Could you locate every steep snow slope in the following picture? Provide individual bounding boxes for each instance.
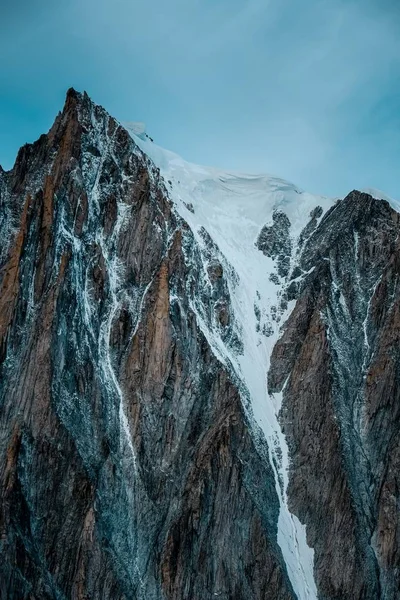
[126,127,334,599]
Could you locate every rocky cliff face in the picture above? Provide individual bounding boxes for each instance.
[0,90,294,600]
[270,193,400,599]
[0,90,399,600]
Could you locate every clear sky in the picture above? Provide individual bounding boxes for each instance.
[1,0,399,198]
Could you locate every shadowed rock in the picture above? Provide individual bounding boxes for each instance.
[0,90,294,600]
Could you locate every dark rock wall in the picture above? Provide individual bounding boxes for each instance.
[270,192,400,599]
[0,91,294,599]
[1,88,399,600]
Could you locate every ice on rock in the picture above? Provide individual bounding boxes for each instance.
[123,121,147,140]
[126,130,336,599]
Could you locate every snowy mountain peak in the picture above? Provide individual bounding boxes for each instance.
[126,127,337,599]
[2,90,399,600]
[129,130,334,238]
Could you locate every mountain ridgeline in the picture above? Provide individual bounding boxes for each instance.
[0,89,398,599]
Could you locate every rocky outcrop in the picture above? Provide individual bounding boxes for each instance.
[0,90,295,599]
[270,191,400,599]
[1,89,399,600]
[256,211,292,278]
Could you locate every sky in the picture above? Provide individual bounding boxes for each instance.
[0,0,399,198]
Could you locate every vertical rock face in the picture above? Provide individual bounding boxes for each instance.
[0,90,399,600]
[270,192,400,599]
[0,90,295,599]
[256,211,292,278]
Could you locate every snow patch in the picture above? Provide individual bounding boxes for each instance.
[126,131,335,599]
[123,121,147,139]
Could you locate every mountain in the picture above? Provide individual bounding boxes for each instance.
[0,89,398,600]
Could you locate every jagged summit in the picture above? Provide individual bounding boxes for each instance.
[5,87,398,212]
[0,90,399,600]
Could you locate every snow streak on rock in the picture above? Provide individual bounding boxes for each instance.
[128,132,334,599]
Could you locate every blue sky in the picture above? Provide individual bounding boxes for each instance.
[1,0,399,198]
